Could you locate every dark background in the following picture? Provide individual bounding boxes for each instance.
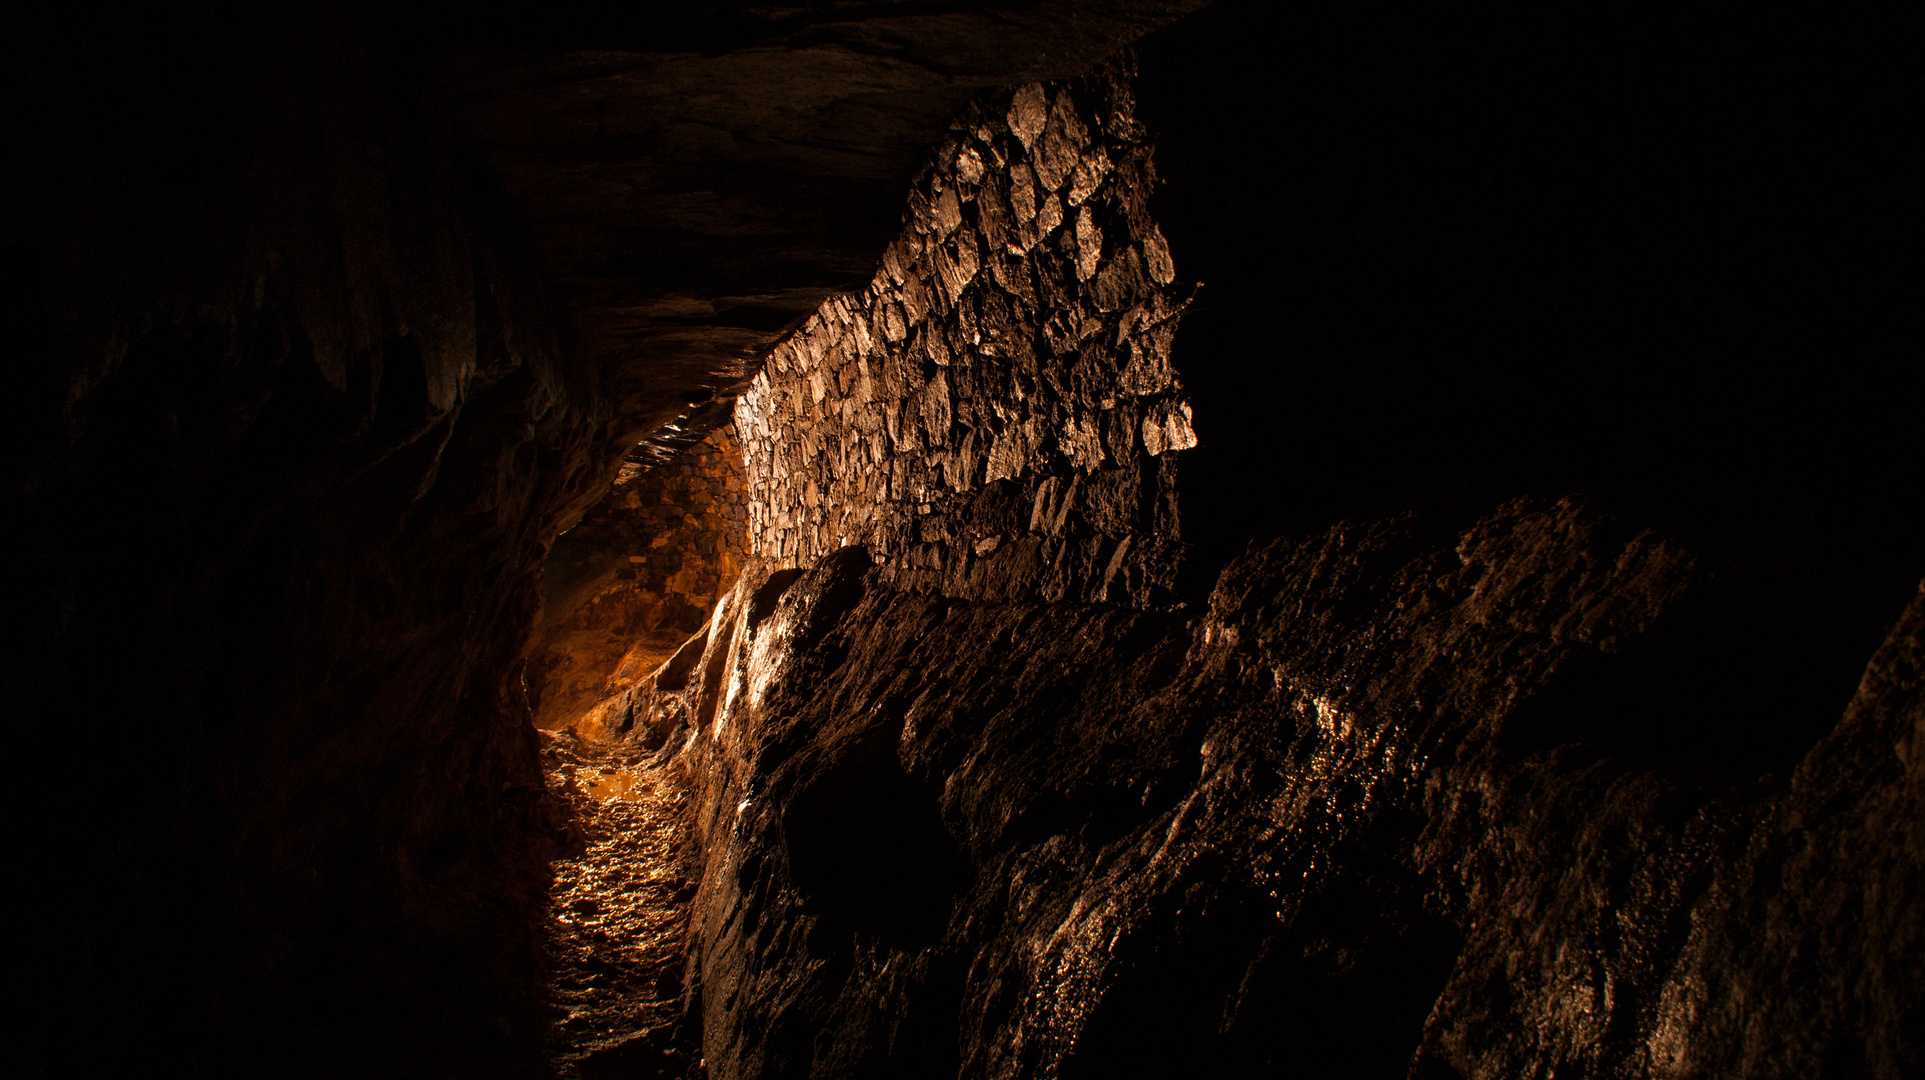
[1136,0,1921,783]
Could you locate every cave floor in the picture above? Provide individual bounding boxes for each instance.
[540,729,697,1078]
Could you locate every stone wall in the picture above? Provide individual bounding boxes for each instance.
[733,60,1195,607]
[532,427,749,732]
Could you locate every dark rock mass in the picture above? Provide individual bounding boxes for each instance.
[658,502,1921,1080]
[4,0,1917,1078]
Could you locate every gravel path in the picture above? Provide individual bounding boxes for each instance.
[541,730,699,1078]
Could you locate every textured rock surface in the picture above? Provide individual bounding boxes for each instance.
[587,34,1925,1080]
[735,62,1192,606]
[0,3,1200,1074]
[430,1,1209,459]
[534,427,749,732]
[540,730,698,1078]
[647,501,1921,1079]
[8,0,1917,1076]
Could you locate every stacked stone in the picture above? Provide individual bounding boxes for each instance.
[733,60,1196,607]
[566,427,750,639]
[608,423,750,619]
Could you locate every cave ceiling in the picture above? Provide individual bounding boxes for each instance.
[425,0,1205,456]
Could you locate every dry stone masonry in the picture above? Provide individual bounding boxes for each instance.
[734,62,1196,607]
[531,427,750,731]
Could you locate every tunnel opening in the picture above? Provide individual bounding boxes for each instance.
[531,428,750,737]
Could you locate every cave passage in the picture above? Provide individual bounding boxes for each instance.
[518,7,1922,1074]
[526,429,750,1073]
[7,1,1917,1077]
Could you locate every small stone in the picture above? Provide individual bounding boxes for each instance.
[1036,194,1064,239]
[1066,150,1111,207]
[933,188,963,236]
[1006,84,1047,151]
[956,146,985,185]
[1141,226,1175,285]
[1074,207,1102,281]
[1009,164,1038,222]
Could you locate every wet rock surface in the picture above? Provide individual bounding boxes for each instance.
[540,731,699,1079]
[2,2,1198,1073]
[8,0,1918,1076]
[649,501,1922,1079]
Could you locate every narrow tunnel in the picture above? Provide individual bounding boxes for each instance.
[5,1,1919,1078]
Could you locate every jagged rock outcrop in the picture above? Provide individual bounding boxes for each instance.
[8,0,1916,1075]
[596,35,1924,1080]
[645,500,1921,1079]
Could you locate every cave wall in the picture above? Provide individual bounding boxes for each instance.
[628,55,1925,1080]
[654,497,1922,1079]
[734,62,1192,607]
[8,0,1917,1075]
[533,426,749,732]
[4,7,603,1074]
[4,4,1210,1074]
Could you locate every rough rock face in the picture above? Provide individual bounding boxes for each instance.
[735,62,1192,606]
[533,427,749,732]
[10,0,1916,1075]
[2,3,1202,1074]
[591,46,1925,1080]
[647,501,1921,1079]
[430,0,1210,464]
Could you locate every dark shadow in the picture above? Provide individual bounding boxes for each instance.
[783,724,970,952]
